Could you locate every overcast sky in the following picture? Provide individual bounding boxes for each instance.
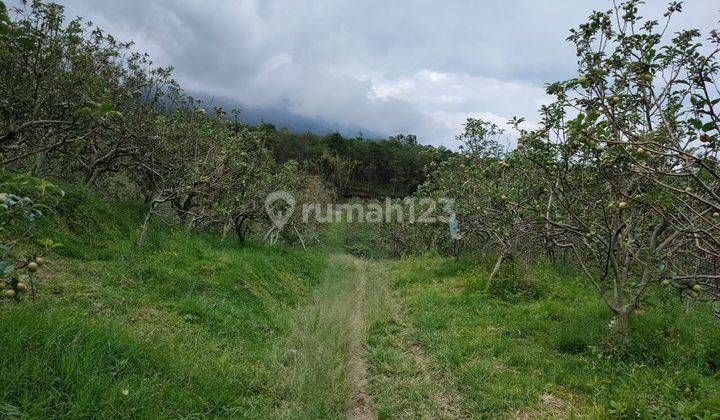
[18,0,720,147]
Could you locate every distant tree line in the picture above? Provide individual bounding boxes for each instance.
[263,127,454,197]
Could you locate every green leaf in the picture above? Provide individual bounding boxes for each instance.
[688,118,703,130]
[702,122,716,132]
[0,244,11,258]
[0,260,14,277]
[38,238,62,249]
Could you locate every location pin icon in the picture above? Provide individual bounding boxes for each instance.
[265,191,296,229]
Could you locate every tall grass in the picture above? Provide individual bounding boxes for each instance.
[366,254,720,417]
[0,174,328,417]
[272,255,390,419]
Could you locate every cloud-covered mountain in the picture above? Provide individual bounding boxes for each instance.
[193,94,387,139]
[23,0,720,148]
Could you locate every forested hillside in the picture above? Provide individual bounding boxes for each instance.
[265,130,454,197]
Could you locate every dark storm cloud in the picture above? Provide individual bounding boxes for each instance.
[12,0,719,146]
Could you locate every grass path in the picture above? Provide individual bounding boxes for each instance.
[273,253,466,419]
[273,254,381,419]
[349,259,374,419]
[272,251,720,418]
[364,262,466,419]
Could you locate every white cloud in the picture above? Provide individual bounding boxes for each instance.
[366,70,550,146]
[260,53,294,75]
[19,0,719,147]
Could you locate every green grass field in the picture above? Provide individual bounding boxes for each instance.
[0,180,331,417]
[367,256,720,418]
[1,176,719,418]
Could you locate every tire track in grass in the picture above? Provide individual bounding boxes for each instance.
[350,259,375,419]
[405,338,463,418]
[364,263,465,418]
[273,254,376,419]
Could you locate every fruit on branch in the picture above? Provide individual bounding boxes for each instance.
[16,282,29,292]
[693,284,703,293]
[35,257,45,266]
[618,201,628,209]
[27,262,39,273]
[3,289,15,298]
[713,212,720,219]
[661,279,670,286]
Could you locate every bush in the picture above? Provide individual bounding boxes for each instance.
[486,263,548,302]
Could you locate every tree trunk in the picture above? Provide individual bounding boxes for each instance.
[85,167,99,187]
[234,215,249,244]
[612,308,631,336]
[292,224,307,250]
[453,240,462,262]
[486,252,507,291]
[510,245,528,271]
[31,151,47,176]
[137,201,158,247]
[221,213,233,242]
[175,193,195,221]
[185,216,196,233]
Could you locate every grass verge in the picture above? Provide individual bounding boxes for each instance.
[0,176,328,418]
[367,254,720,418]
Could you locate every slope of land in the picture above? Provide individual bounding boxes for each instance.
[1,180,719,418]
[366,256,720,418]
[0,180,331,418]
